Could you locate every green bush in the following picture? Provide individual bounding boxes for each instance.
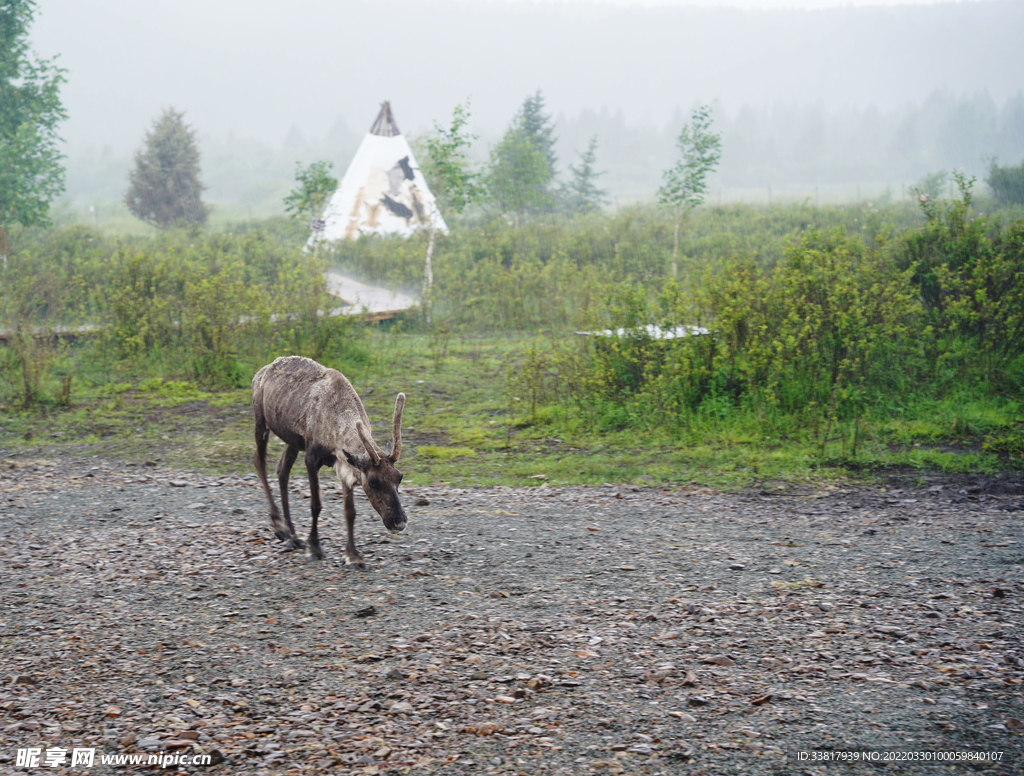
[507,188,1022,453]
[0,225,366,401]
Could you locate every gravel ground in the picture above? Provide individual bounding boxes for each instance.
[1,456,1022,776]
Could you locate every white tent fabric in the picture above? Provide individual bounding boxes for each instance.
[317,104,447,242]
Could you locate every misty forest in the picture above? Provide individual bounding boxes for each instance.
[2,0,1024,773]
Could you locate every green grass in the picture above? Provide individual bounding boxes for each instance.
[1,329,1017,490]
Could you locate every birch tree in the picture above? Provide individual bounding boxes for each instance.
[658,105,722,278]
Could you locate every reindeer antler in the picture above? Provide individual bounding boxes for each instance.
[355,421,382,466]
[390,393,406,462]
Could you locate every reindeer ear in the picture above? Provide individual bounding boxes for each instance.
[342,449,370,472]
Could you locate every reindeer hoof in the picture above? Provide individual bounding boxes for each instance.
[288,536,306,550]
[307,544,325,561]
[274,529,291,541]
[344,555,366,570]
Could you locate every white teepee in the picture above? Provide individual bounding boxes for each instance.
[317,102,447,242]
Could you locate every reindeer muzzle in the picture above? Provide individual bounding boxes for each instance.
[385,505,408,534]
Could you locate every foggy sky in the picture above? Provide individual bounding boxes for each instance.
[31,0,1024,155]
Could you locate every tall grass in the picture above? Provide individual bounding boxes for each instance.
[505,183,1024,464]
[0,223,365,405]
[3,192,1022,469]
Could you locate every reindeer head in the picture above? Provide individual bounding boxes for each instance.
[342,393,408,534]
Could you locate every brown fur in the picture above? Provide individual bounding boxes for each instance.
[251,356,407,564]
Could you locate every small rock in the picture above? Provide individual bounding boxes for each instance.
[668,711,697,722]
[415,498,430,506]
[12,675,35,685]
[354,606,377,618]
[469,670,489,681]
[206,749,226,766]
[729,563,745,570]
[389,701,413,713]
[385,668,405,680]
[137,737,161,750]
[105,705,122,717]
[169,480,188,487]
[700,655,736,667]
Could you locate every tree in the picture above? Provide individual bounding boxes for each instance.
[658,105,722,278]
[422,102,484,217]
[284,160,337,254]
[419,102,485,322]
[487,128,552,222]
[0,0,67,228]
[561,135,608,214]
[987,158,1024,206]
[284,160,337,224]
[125,108,209,228]
[485,91,558,219]
[515,90,558,183]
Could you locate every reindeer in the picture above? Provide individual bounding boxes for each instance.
[251,356,407,565]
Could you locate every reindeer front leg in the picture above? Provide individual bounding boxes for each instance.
[305,457,325,561]
[342,484,365,569]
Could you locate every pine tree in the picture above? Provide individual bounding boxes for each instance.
[125,109,208,228]
[486,91,558,218]
[514,90,557,185]
[562,136,608,214]
[487,128,552,220]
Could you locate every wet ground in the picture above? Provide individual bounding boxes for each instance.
[1,457,1022,775]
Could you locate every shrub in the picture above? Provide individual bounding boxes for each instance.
[987,158,1024,206]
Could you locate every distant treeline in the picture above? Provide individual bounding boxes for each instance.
[61,89,1024,209]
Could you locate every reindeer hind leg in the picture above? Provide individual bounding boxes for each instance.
[253,417,285,538]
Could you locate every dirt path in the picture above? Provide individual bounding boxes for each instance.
[1,458,1022,775]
